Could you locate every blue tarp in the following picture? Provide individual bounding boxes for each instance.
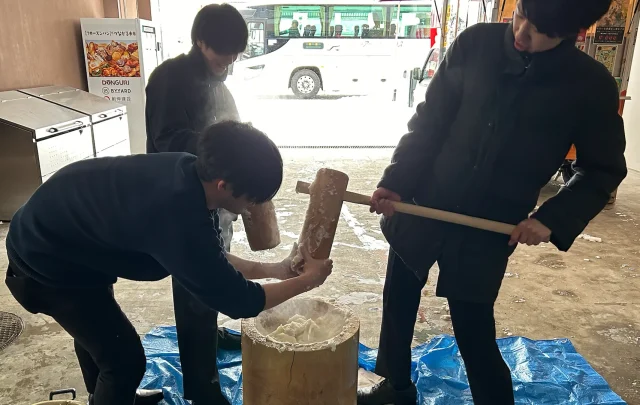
[139,326,626,405]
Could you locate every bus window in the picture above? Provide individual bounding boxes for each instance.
[327,5,387,38]
[390,6,431,39]
[275,5,323,38]
[244,22,266,59]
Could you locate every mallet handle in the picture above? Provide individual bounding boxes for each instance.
[295,181,515,236]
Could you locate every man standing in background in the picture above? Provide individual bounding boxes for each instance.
[145,4,248,404]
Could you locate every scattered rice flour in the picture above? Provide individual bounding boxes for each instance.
[578,234,602,243]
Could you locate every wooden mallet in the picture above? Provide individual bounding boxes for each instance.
[291,168,350,271]
[296,178,516,236]
[241,201,281,251]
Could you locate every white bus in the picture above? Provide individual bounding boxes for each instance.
[230,0,436,98]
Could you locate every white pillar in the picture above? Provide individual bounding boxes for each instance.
[623,31,640,171]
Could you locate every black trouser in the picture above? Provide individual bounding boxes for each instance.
[375,250,514,405]
[5,266,146,405]
[173,208,236,402]
[173,279,222,401]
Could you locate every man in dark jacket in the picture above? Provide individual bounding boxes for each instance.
[145,4,248,404]
[360,1,627,404]
[5,122,333,405]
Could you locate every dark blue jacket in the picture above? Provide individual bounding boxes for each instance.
[6,154,265,319]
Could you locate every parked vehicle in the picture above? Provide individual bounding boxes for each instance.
[233,0,433,98]
[411,42,443,105]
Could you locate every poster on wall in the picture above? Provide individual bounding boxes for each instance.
[594,0,627,44]
[595,45,618,74]
[443,4,452,46]
[82,26,143,106]
[575,28,587,52]
[615,77,623,92]
[442,0,467,48]
[595,26,625,43]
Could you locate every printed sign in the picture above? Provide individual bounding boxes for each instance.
[595,27,625,44]
[615,77,623,92]
[576,28,587,43]
[88,77,142,105]
[82,23,142,107]
[576,28,587,52]
[595,45,618,74]
[442,4,451,47]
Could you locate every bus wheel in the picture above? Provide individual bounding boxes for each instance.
[291,69,321,99]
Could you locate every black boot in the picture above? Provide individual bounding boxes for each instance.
[357,379,417,405]
[87,389,164,405]
[217,327,241,351]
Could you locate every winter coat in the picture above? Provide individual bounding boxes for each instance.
[379,23,627,303]
[145,47,240,249]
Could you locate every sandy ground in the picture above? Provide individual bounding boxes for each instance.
[0,148,639,404]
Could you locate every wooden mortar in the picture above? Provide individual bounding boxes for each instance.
[242,297,360,405]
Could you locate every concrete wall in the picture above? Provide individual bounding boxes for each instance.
[0,0,160,92]
[0,0,110,91]
[0,0,107,91]
[104,0,121,18]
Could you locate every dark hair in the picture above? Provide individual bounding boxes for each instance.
[196,121,283,204]
[191,4,248,55]
[520,0,613,38]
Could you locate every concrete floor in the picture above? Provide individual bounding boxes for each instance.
[0,149,639,404]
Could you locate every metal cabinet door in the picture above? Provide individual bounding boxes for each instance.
[141,25,160,80]
[93,115,130,155]
[96,139,130,158]
[36,128,94,178]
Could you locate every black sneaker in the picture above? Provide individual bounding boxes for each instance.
[357,379,417,405]
[217,327,241,351]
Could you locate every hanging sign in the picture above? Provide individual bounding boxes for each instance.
[595,27,625,44]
